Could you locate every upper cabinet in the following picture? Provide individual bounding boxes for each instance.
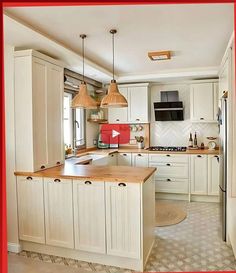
[14,50,64,172]
[190,82,218,123]
[108,83,149,124]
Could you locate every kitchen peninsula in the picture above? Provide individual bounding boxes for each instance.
[15,163,156,271]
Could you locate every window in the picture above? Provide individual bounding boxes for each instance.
[63,92,86,150]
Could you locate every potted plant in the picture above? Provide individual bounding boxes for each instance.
[135,136,145,149]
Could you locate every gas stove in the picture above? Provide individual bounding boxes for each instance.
[148,146,187,152]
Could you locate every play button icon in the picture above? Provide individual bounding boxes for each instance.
[112,130,120,138]
[101,124,130,145]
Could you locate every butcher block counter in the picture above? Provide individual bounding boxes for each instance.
[15,163,156,183]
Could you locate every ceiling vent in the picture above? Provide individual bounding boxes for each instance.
[148,50,171,61]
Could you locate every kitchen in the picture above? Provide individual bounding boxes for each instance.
[3,3,236,273]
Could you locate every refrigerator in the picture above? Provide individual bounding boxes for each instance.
[218,95,227,242]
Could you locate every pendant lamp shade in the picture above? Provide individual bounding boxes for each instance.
[71,82,97,109]
[100,29,128,108]
[71,34,97,109]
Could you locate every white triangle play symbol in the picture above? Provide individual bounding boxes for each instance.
[112,129,120,138]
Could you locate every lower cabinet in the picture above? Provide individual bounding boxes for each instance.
[105,182,141,259]
[190,155,208,195]
[17,176,45,244]
[208,155,220,195]
[117,153,132,166]
[73,180,106,253]
[44,178,74,249]
[132,153,149,167]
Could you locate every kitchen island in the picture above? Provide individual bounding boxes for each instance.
[15,164,156,271]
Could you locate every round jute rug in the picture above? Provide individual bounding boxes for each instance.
[156,200,187,227]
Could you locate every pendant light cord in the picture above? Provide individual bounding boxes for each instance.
[112,32,115,81]
[82,36,85,82]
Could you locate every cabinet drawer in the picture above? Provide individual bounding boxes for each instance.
[155,178,189,194]
[149,163,189,178]
[149,154,189,164]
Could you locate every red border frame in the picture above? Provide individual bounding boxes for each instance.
[1,1,235,273]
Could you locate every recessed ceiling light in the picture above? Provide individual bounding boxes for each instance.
[148,51,171,61]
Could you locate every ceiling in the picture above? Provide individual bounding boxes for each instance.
[4,3,234,83]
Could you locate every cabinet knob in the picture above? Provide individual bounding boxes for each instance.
[137,154,142,156]
[40,165,45,169]
[166,154,170,157]
[167,178,171,182]
[116,119,120,121]
[200,118,204,120]
[118,183,126,187]
[136,118,140,121]
[56,161,60,165]
[166,163,171,166]
[197,155,202,158]
[85,181,92,185]
[214,155,219,158]
[54,179,61,182]
[26,176,33,180]
[123,153,127,156]
[111,154,114,157]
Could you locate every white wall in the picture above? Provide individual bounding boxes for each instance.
[4,44,20,251]
[150,83,219,147]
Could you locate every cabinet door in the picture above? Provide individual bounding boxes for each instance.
[44,178,74,248]
[73,180,106,253]
[32,58,49,171]
[108,87,128,123]
[117,153,132,166]
[128,86,148,123]
[208,155,220,196]
[17,176,45,244]
[106,182,141,259]
[108,153,117,166]
[191,155,208,194]
[132,153,149,167]
[190,83,216,122]
[47,64,64,167]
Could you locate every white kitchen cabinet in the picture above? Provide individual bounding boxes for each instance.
[190,155,208,195]
[108,87,128,123]
[132,153,149,167]
[117,152,132,166]
[105,182,141,259]
[73,180,106,253]
[17,176,45,244]
[108,153,117,166]
[128,86,149,123]
[108,84,149,124]
[44,178,74,249]
[14,50,64,172]
[190,82,218,122]
[208,155,220,195]
[219,57,229,100]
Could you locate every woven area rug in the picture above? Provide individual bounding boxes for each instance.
[156,200,187,227]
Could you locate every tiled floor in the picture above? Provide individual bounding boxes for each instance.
[12,201,236,272]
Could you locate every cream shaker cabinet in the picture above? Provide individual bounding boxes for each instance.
[190,155,208,195]
[108,87,128,123]
[14,50,64,172]
[44,178,74,249]
[132,153,149,167]
[108,84,149,123]
[73,180,106,253]
[117,153,132,166]
[208,155,220,196]
[17,176,45,244]
[190,82,218,122]
[105,182,141,259]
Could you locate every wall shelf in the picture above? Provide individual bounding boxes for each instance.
[87,119,108,124]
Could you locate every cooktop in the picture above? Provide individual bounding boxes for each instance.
[148,146,187,152]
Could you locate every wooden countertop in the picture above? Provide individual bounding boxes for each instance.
[15,162,156,183]
[84,148,220,155]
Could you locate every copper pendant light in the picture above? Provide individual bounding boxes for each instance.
[71,34,97,109]
[100,29,128,108]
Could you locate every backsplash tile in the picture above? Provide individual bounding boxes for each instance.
[150,83,219,147]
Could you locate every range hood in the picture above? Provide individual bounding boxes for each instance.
[154,91,184,121]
